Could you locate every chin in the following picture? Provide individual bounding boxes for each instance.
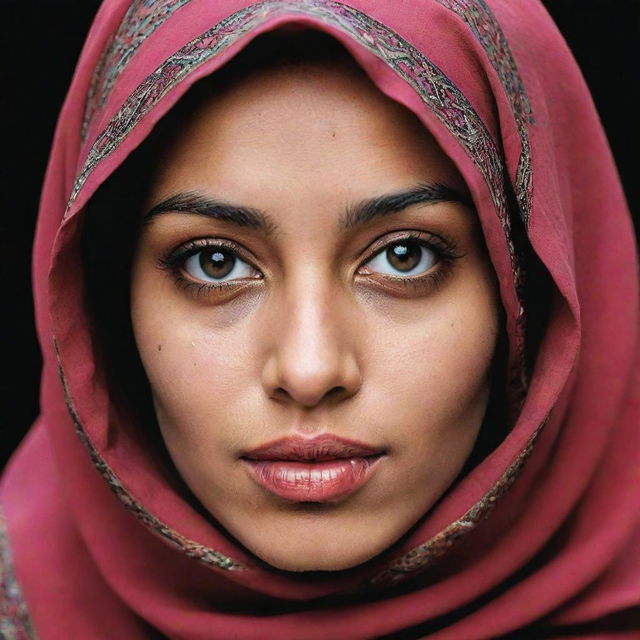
[257,549,374,573]
[240,521,399,573]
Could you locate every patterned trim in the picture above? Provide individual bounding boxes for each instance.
[72,0,531,420]
[368,418,547,587]
[0,507,38,640]
[69,0,527,382]
[62,0,541,581]
[53,341,246,572]
[82,0,193,140]
[435,0,534,225]
[74,0,512,225]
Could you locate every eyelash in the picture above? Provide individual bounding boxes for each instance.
[158,238,260,296]
[358,231,462,293]
[157,232,463,297]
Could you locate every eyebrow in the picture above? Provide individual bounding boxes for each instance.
[143,183,472,233]
[143,191,277,235]
[341,183,473,229]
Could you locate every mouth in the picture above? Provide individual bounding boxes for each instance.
[241,434,386,502]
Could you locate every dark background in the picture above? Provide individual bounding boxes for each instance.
[1,0,638,470]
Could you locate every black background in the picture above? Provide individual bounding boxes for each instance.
[1,0,638,470]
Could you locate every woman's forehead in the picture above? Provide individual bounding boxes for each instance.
[148,59,469,213]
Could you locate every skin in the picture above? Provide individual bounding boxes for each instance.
[130,59,500,572]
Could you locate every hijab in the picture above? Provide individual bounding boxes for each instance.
[1,0,638,637]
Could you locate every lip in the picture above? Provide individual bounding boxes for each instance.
[241,434,385,502]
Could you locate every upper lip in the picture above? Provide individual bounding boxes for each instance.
[242,434,384,461]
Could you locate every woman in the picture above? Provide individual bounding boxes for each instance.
[1,0,638,637]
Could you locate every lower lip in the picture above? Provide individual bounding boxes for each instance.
[244,456,382,502]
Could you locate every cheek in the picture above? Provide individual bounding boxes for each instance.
[373,290,496,411]
[366,274,499,472]
[134,328,256,430]
[130,264,259,448]
[131,309,262,504]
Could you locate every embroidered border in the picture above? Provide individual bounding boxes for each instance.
[62,0,540,582]
[54,342,245,572]
[368,418,547,587]
[82,0,193,140]
[435,0,534,225]
[70,0,527,364]
[0,507,38,640]
[74,0,513,226]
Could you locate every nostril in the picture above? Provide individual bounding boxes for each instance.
[270,384,354,408]
[325,385,350,402]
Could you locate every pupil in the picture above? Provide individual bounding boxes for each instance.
[387,242,421,271]
[200,248,235,278]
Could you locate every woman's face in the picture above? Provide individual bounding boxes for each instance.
[130,58,499,572]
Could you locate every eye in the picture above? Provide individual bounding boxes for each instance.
[364,239,437,277]
[183,246,256,283]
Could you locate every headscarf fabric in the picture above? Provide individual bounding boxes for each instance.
[1,1,638,638]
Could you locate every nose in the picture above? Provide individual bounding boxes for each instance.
[261,283,362,409]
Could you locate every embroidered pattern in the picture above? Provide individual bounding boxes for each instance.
[54,342,245,573]
[63,0,540,582]
[0,507,38,640]
[70,0,529,404]
[82,0,192,140]
[75,0,513,226]
[368,419,546,586]
[435,0,534,225]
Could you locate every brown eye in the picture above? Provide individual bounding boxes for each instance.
[200,249,235,278]
[386,242,422,271]
[365,240,437,276]
[183,246,255,283]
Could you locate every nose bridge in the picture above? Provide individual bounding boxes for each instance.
[262,270,361,408]
[286,272,340,353]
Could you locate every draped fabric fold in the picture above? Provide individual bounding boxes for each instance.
[1,1,638,637]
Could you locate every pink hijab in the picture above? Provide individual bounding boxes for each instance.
[2,0,638,637]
